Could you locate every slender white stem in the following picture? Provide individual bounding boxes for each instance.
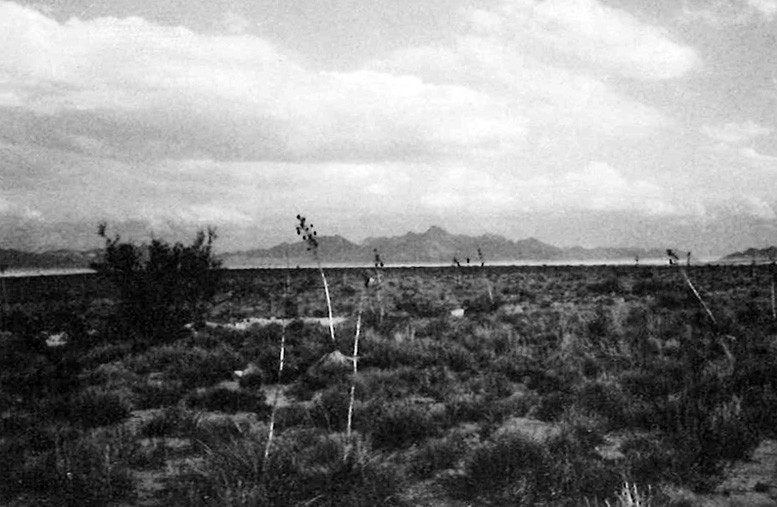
[345,294,363,460]
[263,323,286,469]
[771,263,776,321]
[319,262,336,343]
[680,268,716,325]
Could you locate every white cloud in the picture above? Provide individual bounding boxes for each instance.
[680,0,777,25]
[419,162,677,216]
[0,2,521,163]
[701,120,772,144]
[491,0,699,81]
[748,0,777,19]
[518,162,677,215]
[368,0,697,159]
[740,146,777,164]
[223,11,251,35]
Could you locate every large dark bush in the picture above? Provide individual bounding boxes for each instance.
[91,225,222,344]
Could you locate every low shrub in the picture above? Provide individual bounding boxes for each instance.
[169,431,407,507]
[63,388,133,428]
[366,401,445,450]
[454,431,552,505]
[185,387,270,415]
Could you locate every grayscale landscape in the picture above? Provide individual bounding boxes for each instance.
[2,1,777,506]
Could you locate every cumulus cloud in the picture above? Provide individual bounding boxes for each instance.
[0,1,524,163]
[748,0,777,19]
[493,0,699,81]
[681,0,777,25]
[419,162,677,216]
[517,162,677,215]
[701,120,772,144]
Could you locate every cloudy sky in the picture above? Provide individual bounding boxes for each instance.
[1,0,777,255]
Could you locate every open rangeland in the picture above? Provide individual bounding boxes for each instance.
[2,264,777,506]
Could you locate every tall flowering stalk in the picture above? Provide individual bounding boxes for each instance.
[0,264,7,329]
[345,275,369,459]
[668,249,717,326]
[478,247,494,305]
[769,252,776,321]
[373,249,385,325]
[263,253,292,470]
[296,214,336,343]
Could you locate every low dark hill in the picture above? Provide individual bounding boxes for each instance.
[0,249,99,270]
[721,246,777,264]
[220,226,666,267]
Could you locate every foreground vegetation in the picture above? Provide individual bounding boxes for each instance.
[3,260,777,506]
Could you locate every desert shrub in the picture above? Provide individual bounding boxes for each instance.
[574,380,628,429]
[91,225,222,344]
[423,340,476,372]
[170,431,406,506]
[274,404,312,430]
[409,428,472,478]
[61,387,132,428]
[238,368,265,389]
[128,343,241,388]
[531,391,573,422]
[360,336,425,369]
[308,384,352,431]
[0,427,137,506]
[587,276,624,295]
[140,406,198,438]
[621,434,674,486]
[545,425,621,501]
[492,351,536,382]
[394,287,449,317]
[454,431,552,505]
[185,387,270,415]
[366,401,445,450]
[133,380,188,409]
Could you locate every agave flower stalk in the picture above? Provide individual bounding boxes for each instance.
[345,277,367,458]
[478,247,494,305]
[668,249,717,326]
[770,254,776,321]
[373,249,385,325]
[263,254,292,470]
[263,323,286,469]
[0,264,7,329]
[296,214,336,343]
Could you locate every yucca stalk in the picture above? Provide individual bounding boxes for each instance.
[477,247,494,305]
[345,281,366,459]
[263,255,292,470]
[296,214,336,343]
[372,249,385,325]
[668,249,717,326]
[0,264,7,329]
[770,256,776,321]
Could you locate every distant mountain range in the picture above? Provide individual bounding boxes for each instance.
[219,226,667,267]
[0,248,102,271]
[720,246,777,263]
[12,226,747,271]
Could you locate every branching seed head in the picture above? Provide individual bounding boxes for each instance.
[373,248,384,269]
[667,249,679,266]
[295,214,319,255]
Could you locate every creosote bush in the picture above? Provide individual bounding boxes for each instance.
[91,224,222,345]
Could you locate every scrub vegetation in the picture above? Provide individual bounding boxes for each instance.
[2,230,777,506]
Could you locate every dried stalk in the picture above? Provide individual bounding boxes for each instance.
[345,291,364,459]
[772,261,777,320]
[263,323,286,468]
[263,251,292,470]
[680,267,717,326]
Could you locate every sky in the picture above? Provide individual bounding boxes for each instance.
[1,0,777,255]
